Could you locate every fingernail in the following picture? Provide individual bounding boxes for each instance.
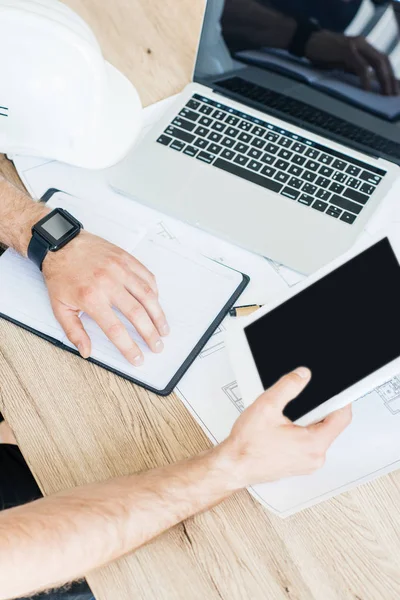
[161,323,170,336]
[133,355,144,367]
[78,344,88,359]
[293,367,311,379]
[155,339,164,353]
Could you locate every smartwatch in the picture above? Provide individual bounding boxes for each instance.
[288,18,321,58]
[28,208,83,271]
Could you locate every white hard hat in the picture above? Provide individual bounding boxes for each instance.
[0,0,142,169]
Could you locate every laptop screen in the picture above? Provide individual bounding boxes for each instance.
[194,0,400,157]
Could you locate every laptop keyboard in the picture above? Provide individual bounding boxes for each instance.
[156,93,387,225]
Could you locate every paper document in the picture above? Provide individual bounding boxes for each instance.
[10,96,400,516]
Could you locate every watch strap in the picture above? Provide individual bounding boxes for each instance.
[288,19,321,58]
[27,230,50,271]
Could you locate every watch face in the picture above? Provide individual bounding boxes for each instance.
[34,208,81,249]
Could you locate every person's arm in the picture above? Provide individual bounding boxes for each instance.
[0,176,170,365]
[0,368,352,600]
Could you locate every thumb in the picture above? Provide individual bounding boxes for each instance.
[255,367,312,415]
[53,305,91,359]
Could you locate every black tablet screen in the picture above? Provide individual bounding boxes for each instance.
[245,238,400,421]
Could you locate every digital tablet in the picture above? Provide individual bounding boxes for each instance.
[227,234,400,425]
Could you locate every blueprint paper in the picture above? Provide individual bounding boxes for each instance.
[12,96,400,517]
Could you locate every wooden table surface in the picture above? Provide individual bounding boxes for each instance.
[1,1,400,599]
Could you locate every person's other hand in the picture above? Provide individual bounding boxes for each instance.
[42,231,170,365]
[305,30,399,96]
[220,367,352,488]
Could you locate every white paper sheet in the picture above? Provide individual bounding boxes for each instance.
[11,96,400,516]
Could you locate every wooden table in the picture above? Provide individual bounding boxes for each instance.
[1,1,400,599]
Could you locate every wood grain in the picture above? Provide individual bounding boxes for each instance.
[0,1,400,599]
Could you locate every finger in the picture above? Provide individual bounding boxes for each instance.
[88,304,144,366]
[125,274,170,336]
[308,404,352,448]
[126,254,159,295]
[254,367,312,415]
[53,306,91,359]
[349,45,372,92]
[114,290,164,354]
[359,42,393,95]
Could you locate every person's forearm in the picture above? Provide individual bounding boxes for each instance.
[222,0,297,53]
[0,445,236,600]
[0,176,49,255]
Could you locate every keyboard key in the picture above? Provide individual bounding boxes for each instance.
[183,145,198,157]
[194,126,209,137]
[225,126,239,138]
[303,183,317,195]
[199,104,213,115]
[316,176,330,188]
[234,154,249,166]
[186,99,201,110]
[298,193,314,206]
[214,158,283,193]
[265,142,278,154]
[211,121,226,132]
[332,159,346,170]
[170,140,185,151]
[305,148,320,160]
[319,153,333,165]
[312,200,328,212]
[238,132,252,143]
[208,143,222,155]
[221,137,235,148]
[329,182,344,194]
[238,120,252,131]
[346,165,360,177]
[340,211,357,224]
[343,188,369,205]
[360,170,382,185]
[305,159,319,171]
[278,149,293,160]
[278,137,292,148]
[179,108,199,122]
[221,149,235,161]
[281,187,300,200]
[288,165,303,176]
[292,142,306,153]
[265,131,279,142]
[225,115,239,126]
[251,138,266,149]
[157,134,172,146]
[302,170,317,182]
[199,116,213,127]
[316,189,331,201]
[330,194,362,215]
[360,183,375,195]
[319,166,333,177]
[194,138,209,149]
[213,109,226,120]
[347,177,361,190]
[275,171,289,183]
[288,176,303,190]
[252,125,266,136]
[291,155,307,166]
[234,142,249,153]
[275,159,289,171]
[165,126,195,144]
[196,151,215,164]
[261,166,276,178]
[248,148,262,159]
[261,153,276,165]
[248,160,262,172]
[326,206,342,218]
[333,171,347,183]
[208,132,222,143]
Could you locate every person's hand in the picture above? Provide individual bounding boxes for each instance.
[42,230,170,366]
[305,30,399,96]
[219,367,352,488]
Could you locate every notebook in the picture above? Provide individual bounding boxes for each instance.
[0,190,249,395]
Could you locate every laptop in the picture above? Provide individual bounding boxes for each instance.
[109,0,400,274]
